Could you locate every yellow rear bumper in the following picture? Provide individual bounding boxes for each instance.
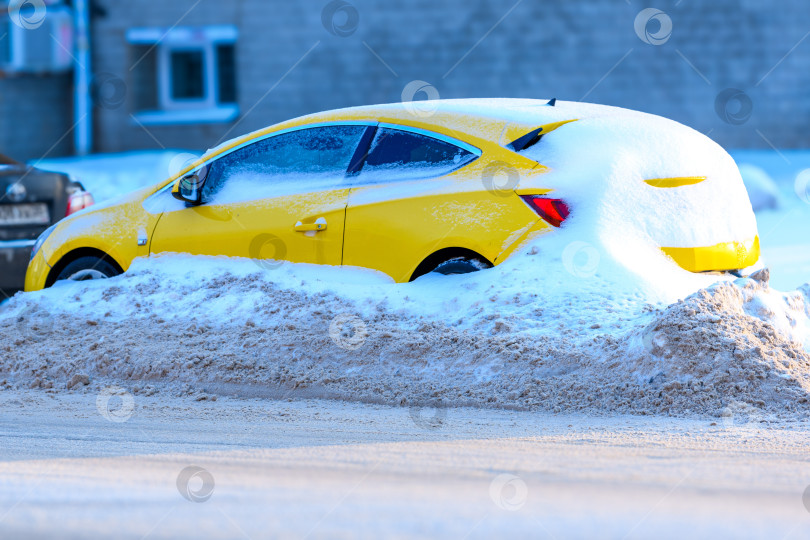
[661,236,760,273]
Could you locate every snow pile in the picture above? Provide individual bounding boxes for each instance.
[738,163,781,211]
[1,253,808,418]
[723,152,810,290]
[613,271,810,416]
[516,104,758,250]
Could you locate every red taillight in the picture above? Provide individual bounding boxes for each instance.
[66,191,95,217]
[520,195,570,228]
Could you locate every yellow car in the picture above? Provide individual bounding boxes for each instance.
[24,99,759,291]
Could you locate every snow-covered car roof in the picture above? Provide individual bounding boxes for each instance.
[199,99,643,163]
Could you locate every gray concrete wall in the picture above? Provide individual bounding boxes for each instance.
[60,0,810,154]
[0,74,72,162]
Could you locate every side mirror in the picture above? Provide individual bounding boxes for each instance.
[171,172,204,205]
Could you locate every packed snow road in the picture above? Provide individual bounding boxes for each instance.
[1,390,809,540]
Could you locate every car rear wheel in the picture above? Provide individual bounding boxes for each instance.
[430,256,491,276]
[55,256,120,283]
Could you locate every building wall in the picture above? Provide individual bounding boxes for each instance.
[0,74,72,161]
[89,0,810,155]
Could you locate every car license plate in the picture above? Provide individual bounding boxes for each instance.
[0,203,50,225]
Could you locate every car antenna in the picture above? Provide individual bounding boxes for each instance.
[547,98,557,107]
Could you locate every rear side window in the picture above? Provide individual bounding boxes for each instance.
[203,125,367,200]
[358,127,477,182]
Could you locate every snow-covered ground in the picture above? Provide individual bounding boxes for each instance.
[38,150,198,203]
[731,150,810,291]
[1,390,809,540]
[2,140,808,538]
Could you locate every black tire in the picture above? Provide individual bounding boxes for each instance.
[430,256,491,276]
[55,256,120,283]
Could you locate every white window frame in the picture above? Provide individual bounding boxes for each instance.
[0,5,73,73]
[127,25,238,125]
[159,44,213,111]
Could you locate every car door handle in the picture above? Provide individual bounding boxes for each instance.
[294,218,327,232]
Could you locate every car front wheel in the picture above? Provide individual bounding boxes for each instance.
[55,256,120,283]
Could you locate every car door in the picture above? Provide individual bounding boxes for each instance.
[343,124,488,281]
[150,124,369,267]
[343,124,545,282]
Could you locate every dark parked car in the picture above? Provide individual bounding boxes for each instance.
[0,153,94,294]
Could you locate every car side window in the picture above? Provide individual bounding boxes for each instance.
[202,125,367,201]
[356,127,477,183]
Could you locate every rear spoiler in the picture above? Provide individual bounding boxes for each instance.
[504,119,577,153]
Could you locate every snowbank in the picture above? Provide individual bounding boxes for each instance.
[1,249,808,419]
[36,151,195,203]
[738,163,780,211]
[729,152,810,291]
